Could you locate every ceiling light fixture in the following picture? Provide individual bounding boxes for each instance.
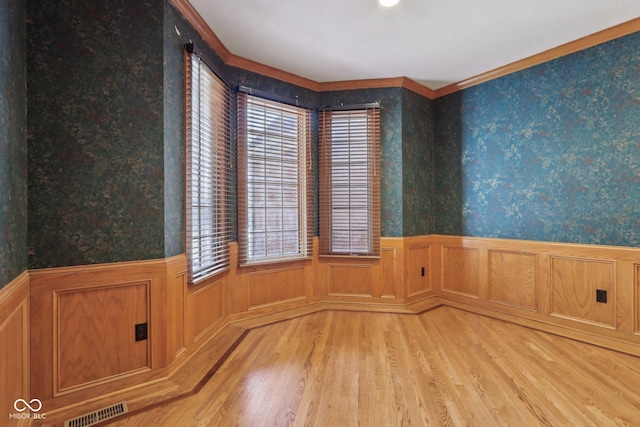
[379,0,400,7]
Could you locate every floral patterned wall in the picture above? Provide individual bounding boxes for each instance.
[434,32,640,247]
[402,88,434,236]
[18,0,638,276]
[27,0,166,268]
[0,0,27,289]
[163,0,188,257]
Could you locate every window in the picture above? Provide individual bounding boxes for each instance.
[319,106,380,256]
[185,50,231,283]
[237,93,312,265]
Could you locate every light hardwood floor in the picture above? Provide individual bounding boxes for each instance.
[107,307,640,426]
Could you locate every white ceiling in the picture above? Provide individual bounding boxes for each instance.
[190,0,640,90]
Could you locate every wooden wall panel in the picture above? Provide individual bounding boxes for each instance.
[441,246,480,298]
[56,282,150,392]
[488,250,537,311]
[611,259,633,334]
[550,256,615,327]
[229,240,312,315]
[0,273,29,423]
[30,259,168,407]
[327,264,373,297]
[381,247,398,298]
[406,245,431,297]
[316,238,401,302]
[165,255,187,363]
[17,235,640,416]
[431,235,640,356]
[174,272,186,356]
[380,238,404,299]
[224,242,248,315]
[637,264,640,335]
[248,267,306,309]
[1,307,28,424]
[193,279,224,341]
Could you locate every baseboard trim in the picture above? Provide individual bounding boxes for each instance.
[36,324,248,427]
[441,298,640,357]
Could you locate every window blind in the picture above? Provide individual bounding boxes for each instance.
[185,51,231,283]
[319,107,380,256]
[237,93,312,265]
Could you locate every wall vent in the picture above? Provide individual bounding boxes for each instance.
[64,402,128,427]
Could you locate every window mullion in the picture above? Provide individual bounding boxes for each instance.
[320,108,379,256]
[241,95,309,264]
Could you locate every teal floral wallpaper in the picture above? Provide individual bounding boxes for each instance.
[433,91,464,235]
[0,0,27,289]
[27,0,165,268]
[11,0,639,277]
[163,1,187,257]
[402,88,434,236]
[434,32,640,246]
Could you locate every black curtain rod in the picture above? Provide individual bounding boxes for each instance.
[320,102,380,111]
[238,85,315,110]
[188,42,378,112]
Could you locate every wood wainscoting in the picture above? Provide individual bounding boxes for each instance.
[315,240,382,302]
[315,237,436,306]
[29,259,170,411]
[430,235,640,356]
[8,234,640,424]
[404,238,432,300]
[0,272,30,426]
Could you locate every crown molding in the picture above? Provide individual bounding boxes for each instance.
[318,77,436,99]
[169,0,437,98]
[399,77,437,99]
[171,0,640,100]
[170,0,231,62]
[226,54,321,92]
[433,16,640,98]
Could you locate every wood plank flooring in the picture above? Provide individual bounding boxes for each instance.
[107,307,640,426]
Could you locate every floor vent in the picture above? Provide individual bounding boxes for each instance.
[64,402,128,427]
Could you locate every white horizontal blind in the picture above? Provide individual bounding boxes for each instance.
[319,108,380,256]
[185,52,231,283]
[238,93,312,265]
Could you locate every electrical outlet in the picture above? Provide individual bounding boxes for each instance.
[596,289,607,304]
[135,322,148,341]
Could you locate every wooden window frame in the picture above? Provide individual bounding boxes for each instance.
[237,92,313,266]
[185,49,231,284]
[319,106,381,257]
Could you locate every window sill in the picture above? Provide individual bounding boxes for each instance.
[318,254,380,260]
[189,265,231,287]
[238,256,313,270]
